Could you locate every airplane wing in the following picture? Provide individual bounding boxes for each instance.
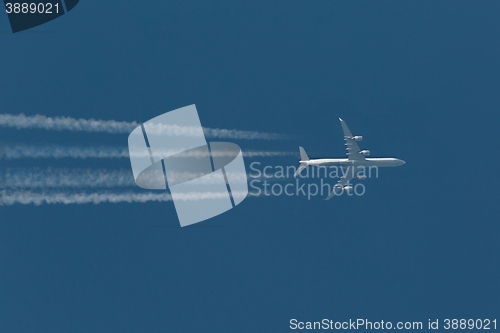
[325,169,354,200]
[339,118,365,161]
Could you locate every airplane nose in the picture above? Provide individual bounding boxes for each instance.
[399,159,406,165]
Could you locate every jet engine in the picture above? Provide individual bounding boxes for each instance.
[359,150,370,156]
[343,185,353,192]
[351,136,363,141]
[357,175,367,180]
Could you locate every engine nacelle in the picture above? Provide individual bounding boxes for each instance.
[351,136,363,141]
[357,175,367,180]
[343,185,353,192]
[359,150,370,156]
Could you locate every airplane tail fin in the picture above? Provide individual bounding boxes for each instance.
[294,147,309,177]
[299,147,309,161]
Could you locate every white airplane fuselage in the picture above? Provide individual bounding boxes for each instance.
[295,118,405,199]
[300,157,405,168]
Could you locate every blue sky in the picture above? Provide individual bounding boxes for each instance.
[0,1,499,332]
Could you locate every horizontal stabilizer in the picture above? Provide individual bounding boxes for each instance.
[294,163,307,177]
[325,191,336,200]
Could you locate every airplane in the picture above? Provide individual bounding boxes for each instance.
[294,118,405,200]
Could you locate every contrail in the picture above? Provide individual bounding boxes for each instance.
[0,145,130,159]
[0,113,290,140]
[0,168,135,188]
[242,151,295,158]
[203,128,290,140]
[0,114,138,133]
[0,190,253,206]
[0,168,258,189]
[0,145,295,160]
[0,190,172,205]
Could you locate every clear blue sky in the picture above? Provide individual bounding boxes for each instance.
[0,1,499,332]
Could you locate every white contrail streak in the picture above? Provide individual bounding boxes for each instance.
[0,190,253,206]
[0,114,139,133]
[203,128,290,140]
[1,168,135,188]
[0,145,295,160]
[0,114,290,140]
[242,151,295,158]
[0,168,259,189]
[0,145,129,159]
[0,190,172,205]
